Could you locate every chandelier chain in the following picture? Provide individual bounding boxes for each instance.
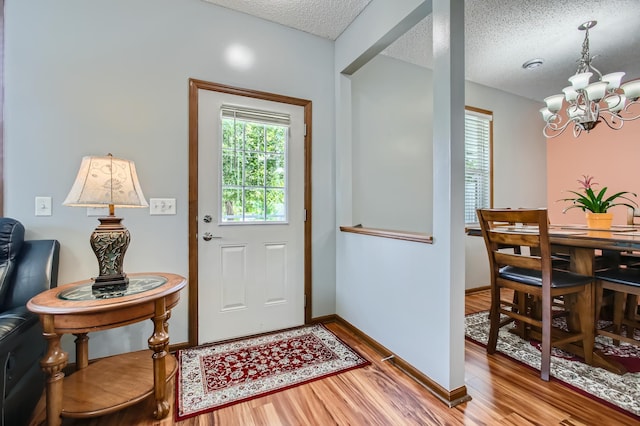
[577,27,590,74]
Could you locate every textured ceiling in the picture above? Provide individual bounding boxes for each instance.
[202,0,372,40]
[202,0,640,102]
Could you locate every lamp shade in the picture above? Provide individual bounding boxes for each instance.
[569,72,592,90]
[621,80,640,101]
[539,107,554,121]
[584,81,608,102]
[544,94,565,113]
[63,154,148,208]
[601,72,625,90]
[562,86,579,102]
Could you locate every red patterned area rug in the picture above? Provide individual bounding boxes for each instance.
[175,324,370,421]
[465,311,640,421]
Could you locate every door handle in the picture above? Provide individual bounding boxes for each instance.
[202,232,221,241]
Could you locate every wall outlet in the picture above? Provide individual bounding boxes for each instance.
[35,196,52,216]
[150,198,176,215]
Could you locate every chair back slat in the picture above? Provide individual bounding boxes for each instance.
[477,208,552,282]
[494,251,541,270]
[491,232,539,247]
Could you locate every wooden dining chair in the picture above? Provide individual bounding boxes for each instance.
[595,268,640,345]
[627,206,640,226]
[477,208,595,381]
[613,206,640,327]
[618,206,640,268]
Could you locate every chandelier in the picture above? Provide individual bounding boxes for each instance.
[540,21,640,138]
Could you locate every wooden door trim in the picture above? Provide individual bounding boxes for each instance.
[188,79,312,346]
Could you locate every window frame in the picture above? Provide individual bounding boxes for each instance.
[464,106,494,224]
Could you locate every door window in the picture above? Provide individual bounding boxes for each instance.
[220,106,289,223]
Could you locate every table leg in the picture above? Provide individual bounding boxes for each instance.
[568,246,627,374]
[74,333,89,370]
[562,247,595,331]
[148,297,170,419]
[40,315,68,426]
[569,246,594,275]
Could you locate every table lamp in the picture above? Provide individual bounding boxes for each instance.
[63,154,148,291]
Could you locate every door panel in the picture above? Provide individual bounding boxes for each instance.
[197,89,305,344]
[265,243,287,304]
[220,245,247,311]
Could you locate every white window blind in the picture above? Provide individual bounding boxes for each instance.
[221,105,290,126]
[465,109,492,224]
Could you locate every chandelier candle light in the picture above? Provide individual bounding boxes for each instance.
[63,154,148,291]
[540,21,640,138]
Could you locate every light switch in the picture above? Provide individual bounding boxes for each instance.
[150,198,176,215]
[35,196,52,216]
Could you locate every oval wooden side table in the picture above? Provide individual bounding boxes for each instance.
[27,272,187,426]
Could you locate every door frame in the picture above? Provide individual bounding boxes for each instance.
[188,78,313,346]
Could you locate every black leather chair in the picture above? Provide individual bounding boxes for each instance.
[0,218,59,426]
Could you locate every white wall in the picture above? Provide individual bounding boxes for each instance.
[465,81,547,289]
[350,55,546,288]
[4,0,336,359]
[335,0,467,393]
[336,0,545,393]
[351,55,433,233]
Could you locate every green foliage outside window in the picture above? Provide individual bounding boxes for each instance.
[221,118,287,222]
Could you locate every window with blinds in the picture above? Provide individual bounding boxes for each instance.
[464,108,493,224]
[220,105,290,223]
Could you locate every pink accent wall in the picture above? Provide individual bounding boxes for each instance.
[546,102,640,225]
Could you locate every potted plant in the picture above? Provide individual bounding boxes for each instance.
[559,175,638,229]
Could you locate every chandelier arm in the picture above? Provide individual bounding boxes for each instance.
[543,116,579,138]
[572,123,583,138]
[602,93,623,112]
[598,112,625,130]
[619,101,640,121]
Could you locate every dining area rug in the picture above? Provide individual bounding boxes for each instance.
[175,324,370,421]
[465,311,640,420]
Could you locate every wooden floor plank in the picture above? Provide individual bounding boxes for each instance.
[28,290,638,425]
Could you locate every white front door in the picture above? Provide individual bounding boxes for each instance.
[197,89,305,344]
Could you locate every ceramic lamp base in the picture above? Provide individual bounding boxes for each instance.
[90,216,131,291]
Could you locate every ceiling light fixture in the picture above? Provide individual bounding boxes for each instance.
[540,21,640,138]
[522,58,544,70]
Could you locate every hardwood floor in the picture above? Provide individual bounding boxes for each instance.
[29,290,638,425]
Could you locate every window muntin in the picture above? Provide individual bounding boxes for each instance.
[465,108,493,224]
[220,106,289,223]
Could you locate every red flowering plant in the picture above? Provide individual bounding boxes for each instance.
[559,175,637,213]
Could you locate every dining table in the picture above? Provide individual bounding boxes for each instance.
[467,222,640,374]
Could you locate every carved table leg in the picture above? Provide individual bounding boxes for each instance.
[568,247,595,329]
[40,315,68,426]
[148,297,170,419]
[74,333,89,370]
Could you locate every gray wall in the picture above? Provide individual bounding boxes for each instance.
[349,55,547,288]
[5,0,336,358]
[351,55,433,233]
